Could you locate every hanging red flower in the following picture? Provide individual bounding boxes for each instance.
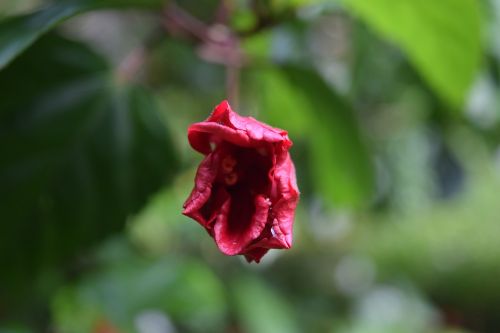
[183,100,299,263]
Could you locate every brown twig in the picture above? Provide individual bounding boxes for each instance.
[214,0,232,25]
[163,2,209,41]
[163,1,245,108]
[226,62,240,109]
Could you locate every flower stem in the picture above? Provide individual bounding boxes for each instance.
[163,1,243,108]
[227,63,240,109]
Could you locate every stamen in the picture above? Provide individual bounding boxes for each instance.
[224,172,238,185]
[257,147,268,156]
[221,155,237,173]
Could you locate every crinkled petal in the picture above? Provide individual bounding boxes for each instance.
[270,153,299,247]
[183,100,299,263]
[182,153,219,226]
[188,100,291,155]
[214,194,271,255]
[244,248,270,263]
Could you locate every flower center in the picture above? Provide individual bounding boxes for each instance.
[224,172,238,185]
[221,155,237,173]
[221,155,239,185]
[217,145,271,191]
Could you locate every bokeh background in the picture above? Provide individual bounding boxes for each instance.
[1,0,499,332]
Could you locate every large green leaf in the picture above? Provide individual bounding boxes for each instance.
[254,66,374,207]
[0,33,178,304]
[0,0,165,69]
[344,0,482,109]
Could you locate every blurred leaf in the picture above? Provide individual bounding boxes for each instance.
[270,0,320,11]
[148,39,225,94]
[164,261,228,331]
[231,275,300,333]
[252,67,311,137]
[0,0,165,69]
[339,285,437,333]
[231,6,257,32]
[355,130,500,311]
[0,326,33,333]
[175,0,220,22]
[267,66,374,207]
[241,31,272,60]
[52,242,227,333]
[344,0,482,109]
[0,0,41,18]
[0,33,178,304]
[128,170,206,256]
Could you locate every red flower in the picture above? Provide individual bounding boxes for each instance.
[183,100,299,263]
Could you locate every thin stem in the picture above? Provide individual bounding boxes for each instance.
[164,2,209,41]
[215,0,232,24]
[226,64,240,109]
[163,1,243,107]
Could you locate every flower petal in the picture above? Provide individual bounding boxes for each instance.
[213,194,270,255]
[183,100,299,263]
[182,153,219,226]
[244,248,270,263]
[187,101,291,155]
[272,154,299,248]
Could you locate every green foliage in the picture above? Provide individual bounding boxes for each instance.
[355,130,500,309]
[231,275,300,333]
[0,33,178,303]
[253,67,311,137]
[344,0,482,109]
[0,0,166,69]
[52,240,227,332]
[0,328,32,333]
[254,66,374,207]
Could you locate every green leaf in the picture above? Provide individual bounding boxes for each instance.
[0,33,178,303]
[251,67,311,138]
[0,0,165,69]
[253,66,374,207]
[344,0,482,109]
[0,326,33,333]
